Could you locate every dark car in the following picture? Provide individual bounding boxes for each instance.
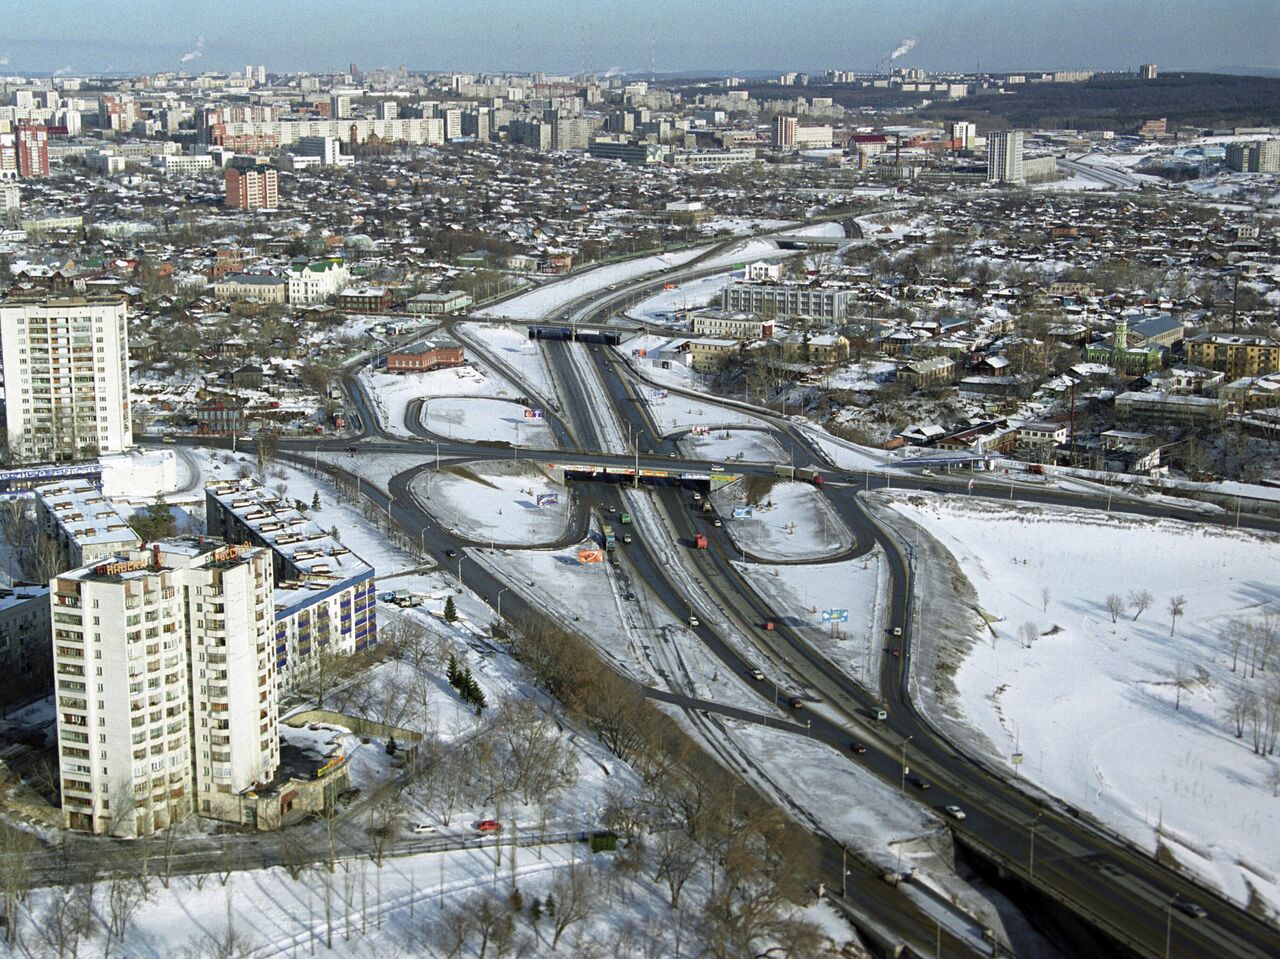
[908,776,931,790]
[849,742,867,754]
[444,549,457,558]
[787,696,803,709]
[1175,901,1208,920]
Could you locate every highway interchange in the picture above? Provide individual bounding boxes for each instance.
[214,238,1280,958]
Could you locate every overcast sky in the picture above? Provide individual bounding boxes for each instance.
[2,0,1276,76]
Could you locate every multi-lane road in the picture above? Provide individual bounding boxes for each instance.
[238,238,1280,957]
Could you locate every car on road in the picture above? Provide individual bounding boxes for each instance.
[849,742,867,754]
[625,591,636,601]
[787,696,803,709]
[475,820,502,833]
[749,668,765,681]
[711,465,724,472]
[943,805,966,820]
[444,549,457,558]
[908,776,931,790]
[691,492,702,502]
[668,452,677,458]
[892,626,902,637]
[921,468,934,476]
[607,506,617,514]
[346,445,358,453]
[162,435,177,444]
[688,615,700,627]
[1096,861,1125,878]
[713,518,722,527]
[888,647,901,658]
[412,823,438,834]
[1175,901,1208,920]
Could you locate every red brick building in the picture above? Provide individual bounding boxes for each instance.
[337,287,394,314]
[224,159,279,210]
[16,122,48,178]
[386,348,465,374]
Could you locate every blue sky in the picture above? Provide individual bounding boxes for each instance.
[1,1,1276,75]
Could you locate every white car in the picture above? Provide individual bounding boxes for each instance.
[943,805,966,821]
[412,823,438,834]
[892,627,902,637]
[688,615,700,628]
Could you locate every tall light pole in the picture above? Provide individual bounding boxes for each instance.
[1165,895,1178,959]
[496,587,509,622]
[899,735,913,796]
[1028,812,1044,880]
[457,555,465,588]
[433,441,440,470]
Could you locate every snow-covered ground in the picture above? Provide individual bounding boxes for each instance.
[711,480,854,562]
[701,215,790,235]
[473,248,706,320]
[735,554,888,691]
[777,221,847,239]
[645,387,772,435]
[877,492,1280,918]
[677,428,787,464]
[422,396,559,449]
[411,460,572,547]
[825,359,898,391]
[456,321,558,400]
[359,365,523,437]
[623,271,734,324]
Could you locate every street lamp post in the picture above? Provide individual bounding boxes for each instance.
[899,735,914,796]
[419,526,428,558]
[1165,895,1178,959]
[1028,812,1044,880]
[457,555,465,588]
[433,441,440,471]
[496,587,509,622]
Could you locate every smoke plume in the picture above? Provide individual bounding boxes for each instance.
[179,36,206,64]
[889,37,917,61]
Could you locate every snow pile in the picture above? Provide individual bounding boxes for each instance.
[880,492,1280,917]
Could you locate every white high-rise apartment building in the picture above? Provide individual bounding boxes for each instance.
[987,130,1024,183]
[53,539,278,836]
[947,120,977,151]
[0,294,133,464]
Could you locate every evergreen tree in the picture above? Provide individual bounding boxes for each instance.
[443,595,457,622]
[311,491,322,511]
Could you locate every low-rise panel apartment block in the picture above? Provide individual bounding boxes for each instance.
[0,584,51,710]
[722,281,851,320]
[36,478,143,569]
[204,481,377,686]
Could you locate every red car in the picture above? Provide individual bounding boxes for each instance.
[475,820,503,833]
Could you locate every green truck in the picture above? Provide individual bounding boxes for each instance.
[619,512,632,525]
[602,523,616,551]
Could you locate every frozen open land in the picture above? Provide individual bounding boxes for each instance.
[873,492,1280,918]
[411,459,572,547]
[712,480,855,562]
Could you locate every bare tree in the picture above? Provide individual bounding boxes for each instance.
[1018,622,1039,649]
[38,884,95,959]
[547,862,595,950]
[1129,589,1154,621]
[495,698,579,807]
[0,826,36,946]
[1226,683,1253,738]
[1168,595,1187,637]
[1225,619,1247,673]
[106,872,145,952]
[1105,593,1125,624]
[1172,665,1192,711]
[473,895,515,959]
[651,827,698,908]
[1041,586,1051,613]
[366,784,400,867]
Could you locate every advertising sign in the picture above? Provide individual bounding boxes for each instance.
[577,549,603,564]
[821,608,850,623]
[733,506,753,519]
[524,408,544,419]
[536,493,559,508]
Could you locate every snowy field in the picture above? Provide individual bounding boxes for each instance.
[473,248,706,320]
[677,428,787,464]
[422,396,559,449]
[701,215,790,234]
[735,554,888,690]
[825,359,898,391]
[879,492,1280,917]
[456,322,558,400]
[359,366,523,437]
[645,388,772,435]
[623,271,734,324]
[411,460,571,547]
[777,221,847,239]
[711,480,855,562]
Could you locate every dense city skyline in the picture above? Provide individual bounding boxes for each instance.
[1,0,1277,76]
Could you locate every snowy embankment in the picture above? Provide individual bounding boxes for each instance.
[645,387,769,435]
[677,428,786,464]
[711,480,854,562]
[873,491,1280,918]
[358,365,523,437]
[421,396,559,449]
[623,271,734,324]
[473,248,706,320]
[734,553,888,693]
[456,321,558,400]
[411,460,571,547]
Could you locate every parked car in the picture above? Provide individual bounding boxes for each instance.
[412,823,437,834]
[475,820,502,833]
[162,435,176,444]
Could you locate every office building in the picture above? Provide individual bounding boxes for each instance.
[287,258,350,304]
[946,121,977,150]
[205,480,377,686]
[722,281,851,320]
[0,294,134,464]
[52,539,279,836]
[772,115,797,149]
[329,94,351,119]
[296,135,350,166]
[587,139,663,165]
[1138,63,1158,80]
[16,122,49,178]
[987,130,1024,183]
[224,158,279,210]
